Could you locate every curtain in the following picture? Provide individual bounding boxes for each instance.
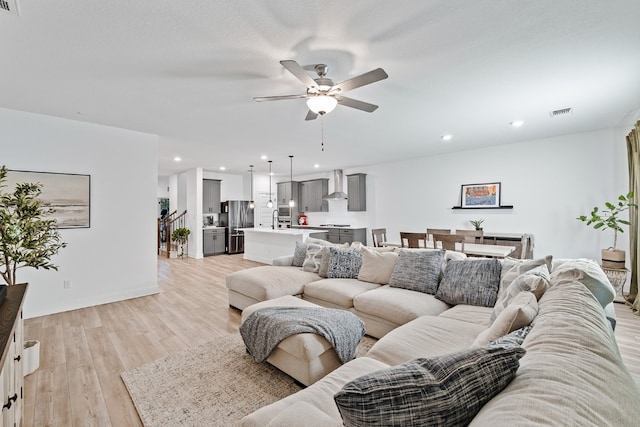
[626,120,640,314]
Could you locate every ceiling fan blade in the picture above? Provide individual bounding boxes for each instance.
[253,94,309,102]
[336,96,379,113]
[280,60,318,89]
[305,110,318,121]
[331,68,388,94]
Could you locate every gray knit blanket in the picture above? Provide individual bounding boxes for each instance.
[239,307,366,364]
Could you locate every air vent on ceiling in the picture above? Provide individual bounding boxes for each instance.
[0,0,19,16]
[549,107,572,118]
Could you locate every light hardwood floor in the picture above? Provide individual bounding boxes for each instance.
[23,255,640,426]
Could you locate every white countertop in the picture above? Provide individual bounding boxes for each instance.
[290,225,365,230]
[202,226,225,230]
[240,227,327,235]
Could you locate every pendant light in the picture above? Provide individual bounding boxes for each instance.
[248,165,255,209]
[266,160,274,208]
[288,155,295,207]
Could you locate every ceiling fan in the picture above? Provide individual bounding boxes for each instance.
[253,60,388,120]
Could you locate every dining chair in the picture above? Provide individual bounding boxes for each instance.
[371,228,388,247]
[400,232,427,248]
[455,229,484,244]
[426,228,451,248]
[432,233,466,252]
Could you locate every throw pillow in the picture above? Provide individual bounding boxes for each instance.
[488,326,533,349]
[327,247,363,279]
[388,249,445,294]
[436,258,501,307]
[357,247,399,285]
[292,241,308,267]
[550,258,616,308]
[318,246,332,278]
[302,243,324,273]
[498,255,553,298]
[490,264,550,323]
[334,345,525,427]
[472,291,538,347]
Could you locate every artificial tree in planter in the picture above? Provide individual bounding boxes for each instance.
[171,227,191,258]
[0,166,66,291]
[577,191,636,269]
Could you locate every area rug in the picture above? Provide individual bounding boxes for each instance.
[121,333,377,426]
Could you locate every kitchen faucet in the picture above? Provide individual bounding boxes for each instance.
[272,209,278,230]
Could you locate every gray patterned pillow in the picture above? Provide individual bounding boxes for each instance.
[388,249,445,294]
[334,345,525,427]
[302,244,324,273]
[498,255,552,298]
[489,326,533,349]
[318,246,332,278]
[327,247,363,279]
[292,241,308,267]
[436,259,501,307]
[490,264,550,323]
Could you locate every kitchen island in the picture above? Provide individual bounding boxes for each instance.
[240,228,328,265]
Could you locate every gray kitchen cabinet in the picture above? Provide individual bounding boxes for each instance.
[203,179,221,214]
[299,179,328,212]
[347,173,367,211]
[203,228,225,256]
[326,227,367,244]
[277,181,299,206]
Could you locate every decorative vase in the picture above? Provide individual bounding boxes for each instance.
[602,248,625,269]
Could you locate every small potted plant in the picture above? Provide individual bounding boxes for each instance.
[577,191,636,269]
[171,227,191,258]
[469,219,485,231]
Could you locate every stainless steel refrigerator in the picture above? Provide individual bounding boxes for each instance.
[219,201,254,254]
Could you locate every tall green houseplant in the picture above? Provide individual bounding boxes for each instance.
[0,166,67,285]
[577,191,636,269]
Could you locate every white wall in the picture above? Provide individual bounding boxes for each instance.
[0,108,159,318]
[298,128,629,261]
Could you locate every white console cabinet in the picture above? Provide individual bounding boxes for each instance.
[0,284,26,427]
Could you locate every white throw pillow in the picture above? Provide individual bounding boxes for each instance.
[357,247,399,284]
[473,291,538,347]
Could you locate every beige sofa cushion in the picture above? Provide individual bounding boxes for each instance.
[498,255,553,297]
[357,247,398,284]
[472,291,538,347]
[550,258,615,308]
[303,278,380,309]
[469,281,640,426]
[437,304,493,327]
[240,357,389,427]
[226,266,321,302]
[366,315,486,366]
[353,285,450,326]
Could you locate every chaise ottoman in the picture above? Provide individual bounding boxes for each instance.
[240,295,350,386]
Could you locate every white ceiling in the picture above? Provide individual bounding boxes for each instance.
[2,1,640,178]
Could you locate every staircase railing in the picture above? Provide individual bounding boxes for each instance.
[157,210,188,257]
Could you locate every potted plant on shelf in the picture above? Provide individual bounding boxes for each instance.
[0,166,67,291]
[577,191,636,269]
[469,219,485,231]
[171,227,191,258]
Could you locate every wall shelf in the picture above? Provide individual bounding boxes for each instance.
[452,206,514,210]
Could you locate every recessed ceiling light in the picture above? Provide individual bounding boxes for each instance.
[219,166,226,171]
[510,120,524,127]
[314,164,320,168]
[441,134,453,141]
[173,156,181,162]
[260,155,267,160]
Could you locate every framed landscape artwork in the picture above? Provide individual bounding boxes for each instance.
[5,170,90,228]
[461,182,501,208]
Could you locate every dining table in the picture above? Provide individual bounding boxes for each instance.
[380,240,516,258]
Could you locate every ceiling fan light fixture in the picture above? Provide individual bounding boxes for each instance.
[307,95,338,115]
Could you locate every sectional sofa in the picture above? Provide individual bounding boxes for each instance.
[226,239,640,426]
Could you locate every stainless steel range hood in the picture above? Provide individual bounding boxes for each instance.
[324,169,348,200]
